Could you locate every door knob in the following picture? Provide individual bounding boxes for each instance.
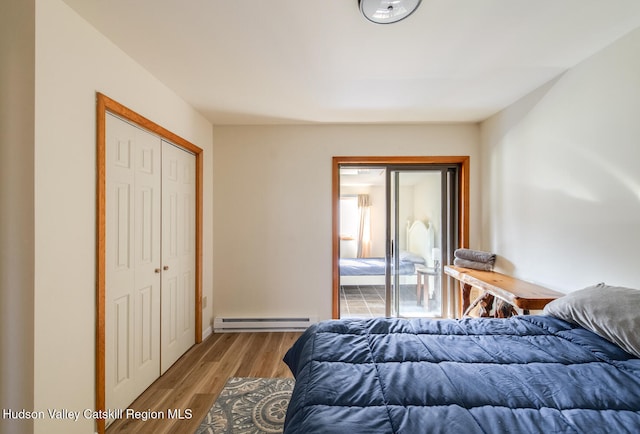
[154,268,161,273]
[163,265,169,270]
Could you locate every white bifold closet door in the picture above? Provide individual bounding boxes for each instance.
[105,113,195,413]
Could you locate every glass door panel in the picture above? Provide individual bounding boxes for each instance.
[338,166,387,319]
[390,169,443,318]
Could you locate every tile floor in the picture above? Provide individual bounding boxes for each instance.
[340,284,442,318]
[340,285,387,318]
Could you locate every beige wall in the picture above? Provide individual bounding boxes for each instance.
[31,1,214,433]
[211,124,480,321]
[0,1,35,434]
[480,27,640,292]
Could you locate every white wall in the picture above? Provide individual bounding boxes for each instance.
[413,172,442,255]
[480,27,640,292]
[0,1,35,434]
[212,124,479,320]
[32,1,214,433]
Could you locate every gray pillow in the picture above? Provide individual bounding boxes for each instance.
[400,251,426,265]
[543,283,640,358]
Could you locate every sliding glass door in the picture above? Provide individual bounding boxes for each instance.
[337,162,460,319]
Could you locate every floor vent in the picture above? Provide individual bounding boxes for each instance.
[213,316,318,332]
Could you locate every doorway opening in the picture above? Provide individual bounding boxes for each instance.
[332,156,469,320]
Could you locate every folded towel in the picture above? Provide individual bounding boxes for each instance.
[454,248,496,264]
[454,258,494,271]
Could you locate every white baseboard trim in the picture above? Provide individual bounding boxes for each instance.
[202,325,213,340]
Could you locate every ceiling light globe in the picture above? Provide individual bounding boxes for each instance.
[359,0,422,24]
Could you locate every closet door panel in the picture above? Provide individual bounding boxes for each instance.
[106,114,161,413]
[132,123,162,389]
[161,141,196,374]
[105,115,137,410]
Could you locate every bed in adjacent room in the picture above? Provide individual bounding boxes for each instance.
[283,284,640,433]
[339,220,432,286]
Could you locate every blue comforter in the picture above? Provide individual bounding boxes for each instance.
[283,316,640,433]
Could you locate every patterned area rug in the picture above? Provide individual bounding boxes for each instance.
[195,377,295,434]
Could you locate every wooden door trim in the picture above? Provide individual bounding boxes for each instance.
[331,156,470,319]
[96,93,203,434]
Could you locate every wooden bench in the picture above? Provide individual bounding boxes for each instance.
[444,265,564,317]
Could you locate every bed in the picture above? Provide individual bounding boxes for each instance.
[340,252,424,277]
[340,220,432,286]
[283,283,640,433]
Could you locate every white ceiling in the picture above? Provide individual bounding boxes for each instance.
[62,0,640,125]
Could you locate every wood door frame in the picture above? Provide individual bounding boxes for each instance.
[332,156,470,319]
[96,93,203,434]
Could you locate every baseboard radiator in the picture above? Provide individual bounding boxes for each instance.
[213,316,318,332]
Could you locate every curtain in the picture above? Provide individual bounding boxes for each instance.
[356,194,371,258]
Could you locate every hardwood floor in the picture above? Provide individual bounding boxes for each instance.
[106,331,302,434]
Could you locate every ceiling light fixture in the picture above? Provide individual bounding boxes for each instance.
[359,0,421,24]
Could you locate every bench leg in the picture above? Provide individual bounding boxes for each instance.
[459,282,472,317]
[463,292,495,317]
[495,300,519,318]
